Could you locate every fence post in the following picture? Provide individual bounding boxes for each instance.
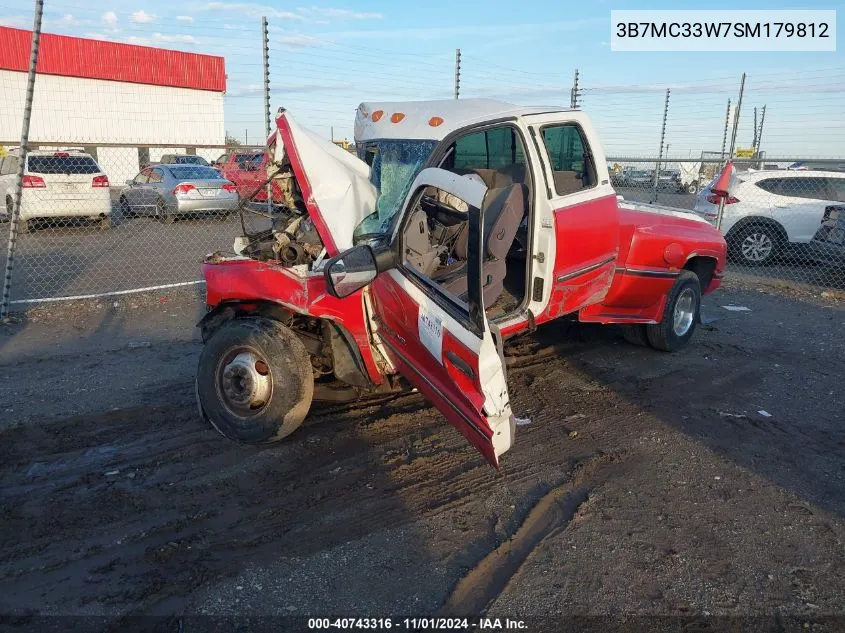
[756,105,767,159]
[454,48,461,99]
[1,0,44,321]
[720,99,731,162]
[717,73,746,232]
[262,16,272,208]
[650,88,670,204]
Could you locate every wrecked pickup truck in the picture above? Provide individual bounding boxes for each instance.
[196,99,727,467]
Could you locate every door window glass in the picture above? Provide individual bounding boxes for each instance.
[540,125,596,195]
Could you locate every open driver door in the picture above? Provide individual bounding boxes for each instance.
[324,168,515,467]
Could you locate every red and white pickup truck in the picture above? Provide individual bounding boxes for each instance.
[196,100,727,467]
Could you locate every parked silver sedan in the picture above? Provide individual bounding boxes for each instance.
[119,165,239,223]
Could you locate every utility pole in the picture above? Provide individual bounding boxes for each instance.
[752,107,758,149]
[570,68,581,109]
[454,48,461,99]
[727,73,746,160]
[2,0,44,321]
[756,105,767,158]
[651,88,670,204]
[262,16,271,138]
[262,16,272,207]
[720,98,731,162]
[717,73,746,232]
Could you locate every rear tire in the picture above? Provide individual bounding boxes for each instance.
[728,224,782,266]
[622,324,649,347]
[119,196,133,219]
[687,182,698,194]
[155,200,174,224]
[646,271,701,352]
[196,317,314,444]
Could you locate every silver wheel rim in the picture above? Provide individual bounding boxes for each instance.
[741,232,774,262]
[214,347,272,418]
[673,288,697,337]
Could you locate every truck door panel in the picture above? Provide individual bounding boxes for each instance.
[369,167,515,467]
[527,117,619,318]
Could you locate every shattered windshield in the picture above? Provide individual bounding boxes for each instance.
[353,139,437,239]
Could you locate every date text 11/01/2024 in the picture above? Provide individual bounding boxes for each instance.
[307,618,528,630]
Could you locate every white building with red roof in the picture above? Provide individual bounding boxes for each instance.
[0,26,226,182]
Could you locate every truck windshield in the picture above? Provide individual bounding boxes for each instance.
[353,139,437,239]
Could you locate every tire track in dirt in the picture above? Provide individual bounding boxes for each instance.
[1,348,607,615]
[437,451,630,616]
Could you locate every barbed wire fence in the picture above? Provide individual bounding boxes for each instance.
[1,1,844,314]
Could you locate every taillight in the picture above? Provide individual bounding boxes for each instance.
[22,175,46,188]
[706,194,739,205]
[173,183,197,196]
[221,183,237,192]
[92,175,109,188]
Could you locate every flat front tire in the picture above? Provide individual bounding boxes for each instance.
[646,271,701,352]
[196,317,314,444]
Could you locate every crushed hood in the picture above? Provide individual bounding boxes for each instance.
[272,112,377,255]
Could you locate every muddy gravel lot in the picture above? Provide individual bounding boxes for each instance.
[1,278,844,632]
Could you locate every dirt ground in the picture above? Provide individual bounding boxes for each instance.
[1,277,844,632]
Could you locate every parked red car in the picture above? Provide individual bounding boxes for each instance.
[196,100,727,467]
[212,150,282,203]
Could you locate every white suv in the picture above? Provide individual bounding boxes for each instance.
[694,169,845,265]
[0,149,112,232]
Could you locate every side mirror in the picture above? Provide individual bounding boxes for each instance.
[125,179,134,186]
[324,245,380,299]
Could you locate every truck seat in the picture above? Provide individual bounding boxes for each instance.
[439,184,526,308]
[452,164,527,190]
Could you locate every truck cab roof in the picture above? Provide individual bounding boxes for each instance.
[354,99,572,143]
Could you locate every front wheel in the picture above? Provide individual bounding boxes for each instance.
[196,317,314,444]
[646,271,701,352]
[686,182,698,194]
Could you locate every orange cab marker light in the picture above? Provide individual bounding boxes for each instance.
[428,116,444,127]
[371,110,384,122]
[391,112,406,123]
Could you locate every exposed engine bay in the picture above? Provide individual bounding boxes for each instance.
[234,160,326,268]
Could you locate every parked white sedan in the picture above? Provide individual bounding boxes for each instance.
[694,169,845,265]
[0,150,111,232]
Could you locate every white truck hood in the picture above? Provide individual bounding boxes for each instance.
[272,112,377,254]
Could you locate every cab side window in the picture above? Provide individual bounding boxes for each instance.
[540,124,596,196]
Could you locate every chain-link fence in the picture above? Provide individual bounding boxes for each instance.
[1,6,844,308]
[609,157,845,290]
[0,143,279,302]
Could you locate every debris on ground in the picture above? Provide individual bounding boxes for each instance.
[721,305,751,312]
[514,417,532,426]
